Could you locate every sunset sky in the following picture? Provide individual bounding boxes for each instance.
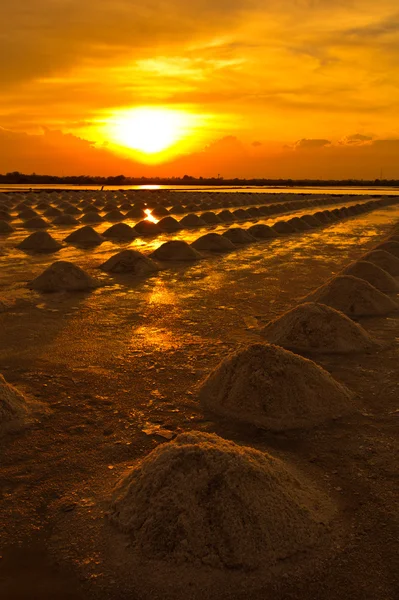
[1,0,399,179]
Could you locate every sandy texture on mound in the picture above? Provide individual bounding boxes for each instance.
[100,250,158,275]
[223,228,256,244]
[109,431,334,570]
[192,233,236,252]
[304,275,398,317]
[0,374,44,434]
[374,241,399,259]
[17,231,62,253]
[0,220,14,234]
[361,250,399,276]
[198,343,353,431]
[261,302,377,354]
[150,240,202,261]
[102,223,137,241]
[343,260,399,293]
[29,261,99,292]
[65,226,104,245]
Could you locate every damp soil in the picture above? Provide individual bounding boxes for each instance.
[0,204,398,600]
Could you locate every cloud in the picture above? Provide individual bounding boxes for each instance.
[339,133,374,145]
[295,138,331,149]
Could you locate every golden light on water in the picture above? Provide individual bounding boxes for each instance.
[144,208,159,223]
[105,107,195,155]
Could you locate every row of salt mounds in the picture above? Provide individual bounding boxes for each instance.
[100,250,159,275]
[260,303,378,354]
[109,431,335,570]
[342,260,399,293]
[0,373,44,434]
[29,261,100,292]
[198,343,353,431]
[303,275,398,317]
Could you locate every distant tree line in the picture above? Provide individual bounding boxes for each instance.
[1,171,399,187]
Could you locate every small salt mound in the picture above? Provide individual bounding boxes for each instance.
[301,214,322,227]
[105,210,125,222]
[314,211,330,224]
[287,217,312,231]
[52,214,78,226]
[17,231,62,253]
[102,223,137,241]
[0,373,31,433]
[109,431,334,570]
[261,302,377,354]
[362,249,399,276]
[247,224,278,239]
[63,205,81,215]
[374,241,399,259]
[125,207,146,219]
[191,233,236,252]
[303,275,398,317]
[150,240,202,261]
[387,234,399,243]
[200,211,222,224]
[64,226,104,245]
[198,344,353,431]
[152,205,169,217]
[157,216,182,232]
[134,220,161,235]
[80,211,103,223]
[29,261,99,292]
[0,210,12,221]
[223,228,256,244]
[24,217,49,229]
[218,210,234,221]
[19,208,38,220]
[232,209,248,220]
[100,250,159,275]
[0,221,14,234]
[179,213,206,228]
[44,206,62,217]
[343,260,399,293]
[272,220,298,234]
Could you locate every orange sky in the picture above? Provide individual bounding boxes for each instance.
[1,1,399,178]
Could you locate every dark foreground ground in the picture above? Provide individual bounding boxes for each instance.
[0,204,398,599]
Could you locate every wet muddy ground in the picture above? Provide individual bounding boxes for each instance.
[0,196,398,599]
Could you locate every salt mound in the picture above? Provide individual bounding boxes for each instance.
[125,207,146,219]
[157,216,182,232]
[44,206,62,217]
[191,233,235,252]
[24,217,49,229]
[80,211,103,224]
[109,431,334,570]
[261,302,377,354]
[287,217,311,231]
[198,343,353,431]
[343,260,399,293]
[19,208,38,220]
[102,223,137,241]
[223,228,256,244]
[301,214,322,227]
[29,261,99,292]
[105,210,125,222]
[17,231,62,253]
[150,240,202,261]
[272,220,298,234]
[362,250,399,276]
[179,213,206,228]
[232,209,248,220]
[52,214,78,225]
[303,275,398,317]
[374,241,399,259]
[64,226,104,245]
[247,224,278,239]
[100,250,159,275]
[134,220,161,235]
[0,373,31,433]
[200,211,222,224]
[0,220,14,234]
[218,210,234,221]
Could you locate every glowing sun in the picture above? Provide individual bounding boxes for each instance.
[107,107,191,154]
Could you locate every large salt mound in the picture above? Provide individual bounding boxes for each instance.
[102,223,137,241]
[29,261,99,292]
[362,250,399,276]
[222,228,256,244]
[261,302,377,354]
[191,233,236,252]
[342,260,399,293]
[17,231,62,253]
[109,431,334,570]
[303,275,398,317]
[0,373,46,434]
[150,240,202,261]
[374,241,399,259]
[100,250,159,275]
[198,343,353,431]
[64,226,104,245]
